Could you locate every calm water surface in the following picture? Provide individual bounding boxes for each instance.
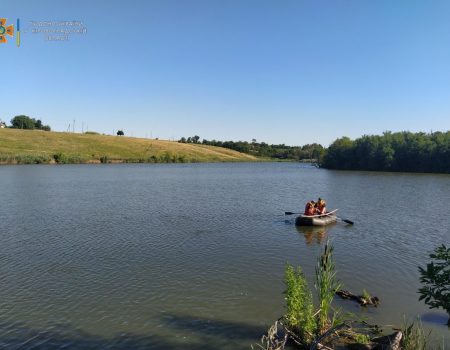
[0,163,449,349]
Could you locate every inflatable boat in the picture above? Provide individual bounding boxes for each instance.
[295,209,338,227]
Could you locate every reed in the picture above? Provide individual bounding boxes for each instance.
[315,242,341,333]
[401,319,430,350]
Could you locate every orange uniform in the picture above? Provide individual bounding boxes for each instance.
[316,199,327,215]
[304,201,316,216]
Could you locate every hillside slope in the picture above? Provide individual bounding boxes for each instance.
[0,129,257,164]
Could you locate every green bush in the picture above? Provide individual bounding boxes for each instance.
[53,152,84,164]
[418,244,450,324]
[284,265,316,344]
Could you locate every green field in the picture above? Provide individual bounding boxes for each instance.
[0,129,257,164]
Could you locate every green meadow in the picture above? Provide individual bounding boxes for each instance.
[0,129,257,164]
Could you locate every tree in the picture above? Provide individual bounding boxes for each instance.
[117,130,124,136]
[418,244,450,325]
[193,135,200,144]
[10,115,51,131]
[321,137,355,169]
[11,115,36,129]
[179,137,187,143]
[321,131,450,173]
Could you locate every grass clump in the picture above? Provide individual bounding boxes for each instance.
[252,321,287,350]
[362,289,371,301]
[53,152,84,164]
[352,333,371,344]
[402,319,430,350]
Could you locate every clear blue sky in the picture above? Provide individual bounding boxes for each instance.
[2,0,450,146]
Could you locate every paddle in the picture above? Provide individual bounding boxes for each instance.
[284,211,354,225]
[337,217,354,225]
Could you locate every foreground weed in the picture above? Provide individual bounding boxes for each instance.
[315,242,341,333]
[284,265,316,344]
[402,318,430,350]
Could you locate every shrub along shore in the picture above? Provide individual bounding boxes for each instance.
[0,129,258,164]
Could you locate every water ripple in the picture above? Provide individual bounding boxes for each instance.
[0,163,449,348]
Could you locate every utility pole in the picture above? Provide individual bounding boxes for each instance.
[73,120,75,133]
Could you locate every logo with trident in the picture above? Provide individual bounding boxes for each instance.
[0,18,14,44]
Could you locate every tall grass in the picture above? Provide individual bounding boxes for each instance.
[315,242,341,333]
[0,154,53,164]
[402,319,430,350]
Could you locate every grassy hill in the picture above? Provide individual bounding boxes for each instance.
[0,129,257,164]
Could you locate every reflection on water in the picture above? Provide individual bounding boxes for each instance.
[296,224,334,245]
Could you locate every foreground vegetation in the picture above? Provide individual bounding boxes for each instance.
[0,129,257,164]
[321,131,450,173]
[254,243,375,349]
[254,242,446,350]
[419,245,450,325]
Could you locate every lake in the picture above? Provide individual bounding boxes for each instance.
[0,163,449,349]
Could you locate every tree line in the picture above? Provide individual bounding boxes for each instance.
[321,131,450,173]
[4,115,51,131]
[179,136,324,161]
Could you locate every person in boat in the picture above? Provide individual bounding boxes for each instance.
[316,198,327,215]
[304,200,316,216]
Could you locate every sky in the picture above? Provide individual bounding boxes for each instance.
[2,0,450,146]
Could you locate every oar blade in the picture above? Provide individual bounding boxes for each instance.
[285,211,296,215]
[342,219,354,225]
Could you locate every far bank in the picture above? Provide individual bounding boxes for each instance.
[0,129,259,165]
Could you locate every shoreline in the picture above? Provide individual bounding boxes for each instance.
[0,154,282,165]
